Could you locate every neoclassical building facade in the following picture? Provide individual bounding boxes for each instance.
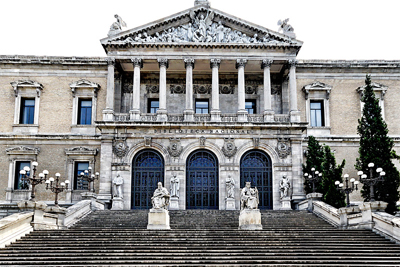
[1,0,399,211]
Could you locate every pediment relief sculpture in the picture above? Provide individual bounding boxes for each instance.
[118,10,291,46]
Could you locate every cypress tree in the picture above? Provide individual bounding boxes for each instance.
[356,75,400,214]
[303,136,324,194]
[321,145,346,208]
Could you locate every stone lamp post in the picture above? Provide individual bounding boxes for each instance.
[78,167,99,193]
[19,161,48,201]
[357,163,385,202]
[335,174,359,207]
[45,173,70,207]
[304,167,322,193]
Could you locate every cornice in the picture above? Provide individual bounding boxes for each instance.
[0,55,107,66]
[297,60,400,68]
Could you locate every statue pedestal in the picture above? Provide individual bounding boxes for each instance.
[239,209,262,230]
[147,209,170,230]
[225,198,235,210]
[111,197,124,210]
[81,192,97,200]
[169,197,179,210]
[280,197,292,210]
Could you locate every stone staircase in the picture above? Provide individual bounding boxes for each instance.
[1,209,400,266]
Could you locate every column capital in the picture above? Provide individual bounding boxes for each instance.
[210,58,221,69]
[261,59,273,69]
[288,59,297,68]
[184,58,195,69]
[106,57,115,66]
[131,58,143,68]
[235,59,247,69]
[157,58,169,69]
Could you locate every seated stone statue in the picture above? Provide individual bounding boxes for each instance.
[240,182,259,210]
[151,182,170,210]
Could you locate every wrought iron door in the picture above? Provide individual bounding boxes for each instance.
[186,150,219,209]
[131,149,164,209]
[240,150,273,209]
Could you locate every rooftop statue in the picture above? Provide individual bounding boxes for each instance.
[108,14,127,37]
[278,18,296,38]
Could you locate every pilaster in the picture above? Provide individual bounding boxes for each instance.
[288,59,300,122]
[103,58,115,121]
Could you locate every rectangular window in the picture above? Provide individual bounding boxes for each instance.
[14,161,30,190]
[195,100,209,114]
[245,100,256,114]
[78,99,92,125]
[310,101,324,127]
[20,98,35,124]
[148,99,159,113]
[74,162,89,190]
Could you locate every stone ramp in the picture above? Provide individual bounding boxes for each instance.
[0,210,399,266]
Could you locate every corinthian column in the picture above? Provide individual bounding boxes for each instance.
[262,59,274,122]
[103,57,115,121]
[288,59,300,122]
[157,58,168,122]
[210,58,221,122]
[184,58,195,122]
[236,59,248,122]
[130,58,142,121]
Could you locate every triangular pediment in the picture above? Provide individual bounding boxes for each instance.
[101,6,303,50]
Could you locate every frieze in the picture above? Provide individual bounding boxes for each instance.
[146,84,159,94]
[154,129,255,135]
[170,84,185,94]
[221,138,237,158]
[167,138,183,157]
[194,84,211,94]
[276,138,291,159]
[219,84,234,94]
[113,138,129,158]
[245,85,258,95]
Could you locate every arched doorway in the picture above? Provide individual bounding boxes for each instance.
[240,150,273,209]
[131,149,164,209]
[186,149,219,209]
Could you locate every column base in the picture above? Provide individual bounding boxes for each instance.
[290,110,301,123]
[225,198,235,210]
[102,109,114,121]
[237,110,248,122]
[184,110,194,122]
[211,110,221,122]
[263,110,275,122]
[156,109,168,122]
[129,109,141,121]
[147,209,170,230]
[239,209,262,230]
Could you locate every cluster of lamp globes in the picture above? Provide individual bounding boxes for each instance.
[304,167,323,179]
[19,161,70,189]
[79,166,100,179]
[334,163,385,188]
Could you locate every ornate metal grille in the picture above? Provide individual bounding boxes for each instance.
[186,150,219,209]
[131,149,164,209]
[240,150,273,209]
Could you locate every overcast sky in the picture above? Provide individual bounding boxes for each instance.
[1,0,399,60]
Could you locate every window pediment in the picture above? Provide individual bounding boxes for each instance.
[302,81,332,100]
[69,79,100,98]
[6,146,40,155]
[65,146,98,156]
[357,82,387,100]
[11,80,43,97]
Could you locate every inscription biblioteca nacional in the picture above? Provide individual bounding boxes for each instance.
[153,129,255,134]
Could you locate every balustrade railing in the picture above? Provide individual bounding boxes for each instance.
[194,114,211,122]
[110,113,290,123]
